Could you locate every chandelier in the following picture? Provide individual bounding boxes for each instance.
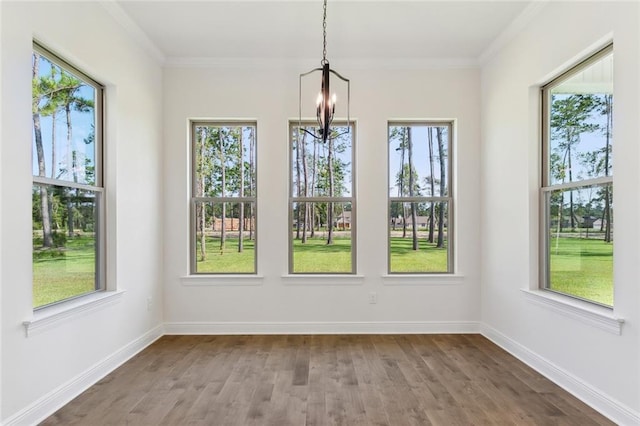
[299,0,350,144]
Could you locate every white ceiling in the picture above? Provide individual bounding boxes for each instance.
[114,1,533,65]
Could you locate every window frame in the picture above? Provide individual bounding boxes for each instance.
[288,120,357,275]
[540,44,614,308]
[387,120,454,275]
[32,41,106,310]
[189,120,258,275]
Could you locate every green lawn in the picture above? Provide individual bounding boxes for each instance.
[32,233,613,307]
[195,237,255,273]
[389,237,448,273]
[33,234,96,308]
[549,236,613,306]
[292,237,352,273]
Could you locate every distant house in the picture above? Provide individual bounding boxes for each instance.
[403,216,430,229]
[334,211,351,230]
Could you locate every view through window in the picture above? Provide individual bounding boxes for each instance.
[32,43,104,308]
[388,122,453,273]
[289,122,355,274]
[542,45,613,306]
[191,122,257,274]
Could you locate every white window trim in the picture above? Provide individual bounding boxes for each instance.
[23,290,125,337]
[521,289,623,335]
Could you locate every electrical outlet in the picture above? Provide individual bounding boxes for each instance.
[147,297,153,311]
[368,292,378,304]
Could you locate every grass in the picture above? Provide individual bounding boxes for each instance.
[389,237,448,273]
[292,237,352,273]
[195,237,255,273]
[549,236,613,306]
[32,233,613,307]
[33,234,96,308]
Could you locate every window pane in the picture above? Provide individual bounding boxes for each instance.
[389,125,448,198]
[32,52,97,185]
[194,201,256,273]
[548,53,613,185]
[32,184,100,308]
[291,202,352,273]
[291,125,352,198]
[389,201,449,273]
[546,184,613,306]
[193,125,257,198]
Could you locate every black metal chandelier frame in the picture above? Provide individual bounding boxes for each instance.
[298,0,350,144]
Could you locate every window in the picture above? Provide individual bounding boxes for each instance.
[32,43,104,308]
[541,45,613,307]
[191,122,257,274]
[388,122,453,274]
[289,121,355,274]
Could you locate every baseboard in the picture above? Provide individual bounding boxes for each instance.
[163,320,480,335]
[480,323,640,426]
[3,324,164,426]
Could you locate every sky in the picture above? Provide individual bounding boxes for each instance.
[32,54,97,185]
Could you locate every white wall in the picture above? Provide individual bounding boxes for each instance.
[163,65,481,331]
[0,2,164,422]
[480,1,639,422]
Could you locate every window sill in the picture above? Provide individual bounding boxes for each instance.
[181,275,264,286]
[521,289,624,335]
[281,274,365,286]
[23,290,126,337]
[382,273,465,286]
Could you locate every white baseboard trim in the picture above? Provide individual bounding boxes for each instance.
[480,323,640,426]
[163,320,480,335]
[3,324,164,426]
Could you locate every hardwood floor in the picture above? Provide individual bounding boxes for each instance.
[42,334,614,426]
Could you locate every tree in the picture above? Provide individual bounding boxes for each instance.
[197,127,207,261]
[32,53,54,247]
[436,127,446,248]
[407,128,418,250]
[238,127,244,252]
[427,127,436,243]
[326,131,335,245]
[550,94,599,230]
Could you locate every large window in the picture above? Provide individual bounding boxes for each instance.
[388,122,453,274]
[289,122,355,274]
[541,45,613,307]
[191,122,257,274]
[32,43,104,308]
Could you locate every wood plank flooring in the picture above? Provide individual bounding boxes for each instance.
[41,334,614,426]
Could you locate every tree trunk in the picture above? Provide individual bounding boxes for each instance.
[199,128,207,261]
[310,136,318,238]
[400,128,407,238]
[427,127,435,243]
[65,104,75,237]
[238,128,244,252]
[219,131,226,253]
[603,94,612,243]
[249,127,255,241]
[327,136,335,245]
[437,128,446,248]
[295,129,302,240]
[301,132,309,243]
[407,128,418,250]
[33,54,54,248]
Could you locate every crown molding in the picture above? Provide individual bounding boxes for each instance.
[478,0,549,66]
[97,0,166,65]
[164,56,479,70]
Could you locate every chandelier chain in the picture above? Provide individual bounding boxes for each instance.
[321,0,328,65]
